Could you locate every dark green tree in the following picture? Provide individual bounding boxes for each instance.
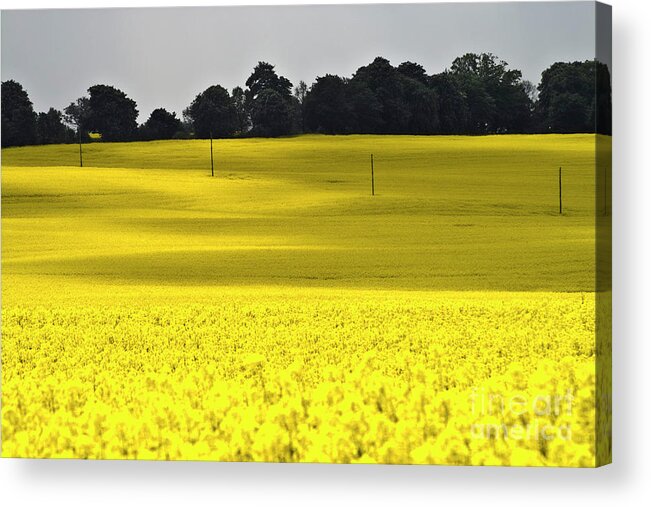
[294,80,308,104]
[304,75,351,134]
[245,62,294,136]
[86,84,138,141]
[449,53,532,133]
[36,108,74,144]
[1,80,37,147]
[293,80,308,131]
[397,61,429,85]
[351,57,410,133]
[537,60,611,134]
[251,89,292,137]
[546,93,590,133]
[183,85,236,138]
[245,61,293,101]
[288,95,304,134]
[346,81,383,133]
[63,96,91,139]
[231,86,250,135]
[429,72,469,134]
[595,62,612,135]
[140,108,182,140]
[402,77,440,134]
[449,53,497,133]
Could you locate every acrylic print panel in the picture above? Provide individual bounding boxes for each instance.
[0,2,611,466]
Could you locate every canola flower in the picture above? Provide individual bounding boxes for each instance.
[1,135,609,466]
[1,291,606,466]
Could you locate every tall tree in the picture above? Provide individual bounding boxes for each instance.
[402,77,440,134]
[449,53,532,133]
[251,89,292,137]
[183,85,236,138]
[304,75,351,134]
[245,62,294,136]
[288,95,304,134]
[140,108,182,140]
[429,72,469,134]
[449,53,496,133]
[63,96,91,139]
[521,80,540,133]
[522,80,538,104]
[1,80,37,147]
[293,80,308,105]
[346,80,383,133]
[293,80,308,132]
[231,86,250,135]
[398,61,429,85]
[245,61,293,101]
[595,62,612,135]
[537,60,611,134]
[351,57,410,133]
[36,108,74,144]
[86,84,139,141]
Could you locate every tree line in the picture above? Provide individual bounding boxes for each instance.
[1,53,611,148]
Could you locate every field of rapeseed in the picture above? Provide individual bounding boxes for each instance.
[2,291,603,465]
[1,134,609,465]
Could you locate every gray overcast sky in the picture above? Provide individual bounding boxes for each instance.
[1,2,601,122]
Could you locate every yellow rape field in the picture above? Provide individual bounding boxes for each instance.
[1,134,610,465]
[2,290,601,465]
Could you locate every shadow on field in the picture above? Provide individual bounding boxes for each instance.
[5,246,594,292]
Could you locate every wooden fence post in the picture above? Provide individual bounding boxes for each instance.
[210,133,214,177]
[371,154,375,196]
